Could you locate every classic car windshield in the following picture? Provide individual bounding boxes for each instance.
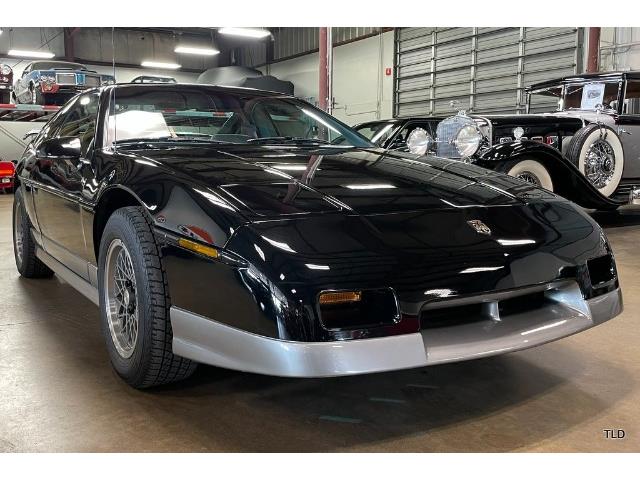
[106,87,373,147]
[529,81,620,112]
[354,121,397,144]
[31,61,87,71]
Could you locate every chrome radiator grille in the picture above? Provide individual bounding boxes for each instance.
[436,115,478,159]
[56,73,76,85]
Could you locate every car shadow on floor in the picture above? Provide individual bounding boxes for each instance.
[591,206,640,228]
[9,261,634,453]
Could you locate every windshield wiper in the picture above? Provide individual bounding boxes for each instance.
[247,136,331,145]
[113,136,230,145]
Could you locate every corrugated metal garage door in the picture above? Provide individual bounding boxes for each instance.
[394,27,582,116]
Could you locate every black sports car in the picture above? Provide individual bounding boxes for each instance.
[13,84,622,388]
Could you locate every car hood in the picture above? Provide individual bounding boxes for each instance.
[128,145,560,219]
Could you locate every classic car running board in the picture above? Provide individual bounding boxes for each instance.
[35,246,99,306]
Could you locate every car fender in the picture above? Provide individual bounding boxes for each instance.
[475,141,625,210]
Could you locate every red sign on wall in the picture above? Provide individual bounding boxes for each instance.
[385,67,392,76]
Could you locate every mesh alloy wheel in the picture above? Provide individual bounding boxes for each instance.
[104,238,138,359]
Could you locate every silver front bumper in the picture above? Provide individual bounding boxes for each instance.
[170,282,622,377]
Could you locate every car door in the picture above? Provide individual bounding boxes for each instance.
[618,79,640,180]
[30,91,100,279]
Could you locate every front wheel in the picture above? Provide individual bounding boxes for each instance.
[499,158,554,191]
[98,206,197,388]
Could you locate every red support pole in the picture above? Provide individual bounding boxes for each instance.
[587,27,601,73]
[319,27,328,111]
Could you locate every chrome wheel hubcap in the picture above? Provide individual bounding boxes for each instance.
[14,199,24,264]
[585,139,615,189]
[516,172,541,187]
[104,239,138,359]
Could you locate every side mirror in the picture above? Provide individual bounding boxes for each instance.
[23,129,41,141]
[37,137,82,159]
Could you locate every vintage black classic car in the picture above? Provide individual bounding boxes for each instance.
[356,71,640,211]
[0,63,14,104]
[13,60,115,105]
[13,84,622,388]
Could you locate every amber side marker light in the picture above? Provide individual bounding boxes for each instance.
[178,238,219,259]
[319,291,362,305]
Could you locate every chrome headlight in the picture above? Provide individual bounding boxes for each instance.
[406,127,433,155]
[454,125,482,157]
[1,64,11,76]
[40,75,55,84]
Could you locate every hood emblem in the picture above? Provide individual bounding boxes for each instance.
[467,220,491,236]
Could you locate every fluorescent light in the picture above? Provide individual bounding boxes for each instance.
[273,165,308,171]
[0,28,3,36]
[175,45,220,56]
[219,27,271,39]
[345,184,397,190]
[141,61,181,70]
[305,264,330,270]
[497,239,536,246]
[460,266,504,274]
[8,49,55,59]
[261,235,296,253]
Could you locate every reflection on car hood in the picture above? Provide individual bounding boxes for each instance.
[129,145,560,218]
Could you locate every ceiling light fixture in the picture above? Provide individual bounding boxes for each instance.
[141,61,181,70]
[8,49,55,59]
[218,27,271,39]
[174,45,220,56]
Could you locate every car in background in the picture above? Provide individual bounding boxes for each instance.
[13,60,115,105]
[12,83,622,388]
[0,63,14,104]
[0,160,15,193]
[356,71,640,211]
[131,75,177,84]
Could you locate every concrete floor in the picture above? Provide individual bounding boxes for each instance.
[0,193,638,453]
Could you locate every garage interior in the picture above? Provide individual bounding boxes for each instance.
[1,26,640,452]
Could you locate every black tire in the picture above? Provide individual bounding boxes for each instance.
[566,124,624,197]
[30,86,44,105]
[12,187,54,278]
[98,206,197,388]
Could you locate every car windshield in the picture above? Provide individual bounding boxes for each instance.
[529,81,620,112]
[106,86,373,148]
[32,61,86,71]
[354,121,397,145]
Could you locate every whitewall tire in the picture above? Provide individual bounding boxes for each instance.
[567,125,624,198]
[505,159,554,191]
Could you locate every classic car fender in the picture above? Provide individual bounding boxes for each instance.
[475,141,625,210]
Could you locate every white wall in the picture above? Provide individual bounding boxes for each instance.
[261,31,395,125]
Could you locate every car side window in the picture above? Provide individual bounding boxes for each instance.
[56,92,100,155]
[623,81,640,115]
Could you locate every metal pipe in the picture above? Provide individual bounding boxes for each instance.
[319,27,328,111]
[587,27,601,73]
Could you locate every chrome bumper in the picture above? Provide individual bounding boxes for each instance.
[170,283,622,377]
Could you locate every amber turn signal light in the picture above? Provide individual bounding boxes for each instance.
[319,291,362,305]
[178,238,219,259]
